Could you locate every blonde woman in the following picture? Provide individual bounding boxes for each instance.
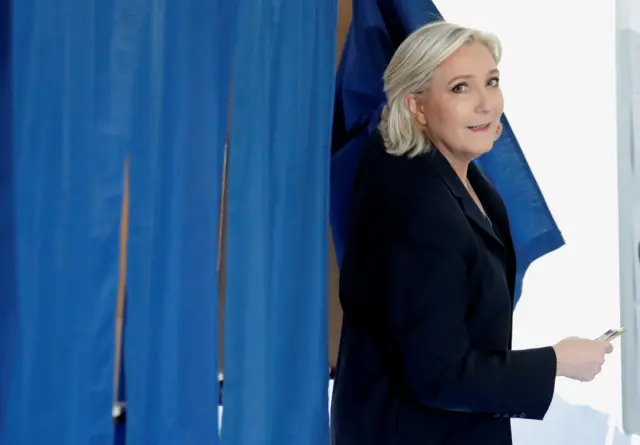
[331,21,612,445]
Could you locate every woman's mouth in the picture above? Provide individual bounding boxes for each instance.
[468,123,491,132]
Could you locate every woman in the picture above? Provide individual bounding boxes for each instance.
[330,21,613,445]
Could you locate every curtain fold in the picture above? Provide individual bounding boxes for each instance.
[0,0,17,437]
[4,1,126,443]
[222,1,337,444]
[122,1,232,444]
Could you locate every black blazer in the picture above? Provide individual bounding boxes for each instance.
[331,132,557,445]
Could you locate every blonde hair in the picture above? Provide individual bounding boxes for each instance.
[378,21,502,157]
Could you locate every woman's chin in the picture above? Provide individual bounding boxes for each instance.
[457,144,494,161]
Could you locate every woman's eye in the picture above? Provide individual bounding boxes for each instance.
[487,77,500,87]
[451,83,468,93]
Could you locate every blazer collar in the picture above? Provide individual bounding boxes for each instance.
[422,149,505,250]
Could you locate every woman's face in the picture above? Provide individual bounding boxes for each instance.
[408,42,504,162]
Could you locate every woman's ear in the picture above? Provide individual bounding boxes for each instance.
[404,94,427,126]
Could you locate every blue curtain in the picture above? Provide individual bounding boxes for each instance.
[331,0,565,305]
[222,0,337,444]
[122,1,231,444]
[0,0,17,437]
[4,1,126,443]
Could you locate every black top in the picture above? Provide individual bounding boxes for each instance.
[330,132,557,445]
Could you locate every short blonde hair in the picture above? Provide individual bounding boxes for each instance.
[378,21,502,157]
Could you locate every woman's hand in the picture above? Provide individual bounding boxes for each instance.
[553,337,613,382]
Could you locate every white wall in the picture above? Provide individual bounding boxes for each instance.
[437,1,639,444]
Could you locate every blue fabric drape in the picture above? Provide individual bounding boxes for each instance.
[0,0,17,437]
[222,1,337,444]
[330,0,564,305]
[4,1,126,443]
[122,2,230,445]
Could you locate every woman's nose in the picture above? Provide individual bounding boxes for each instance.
[474,91,492,114]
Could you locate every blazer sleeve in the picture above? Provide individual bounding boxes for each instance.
[381,189,557,420]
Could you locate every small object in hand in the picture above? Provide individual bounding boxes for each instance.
[596,327,627,342]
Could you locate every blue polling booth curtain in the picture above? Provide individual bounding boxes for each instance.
[331,0,565,305]
[123,1,231,444]
[0,0,16,436]
[222,0,337,444]
[4,1,126,443]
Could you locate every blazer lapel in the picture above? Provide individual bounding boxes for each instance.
[467,163,511,248]
[460,192,505,250]
[423,150,505,251]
